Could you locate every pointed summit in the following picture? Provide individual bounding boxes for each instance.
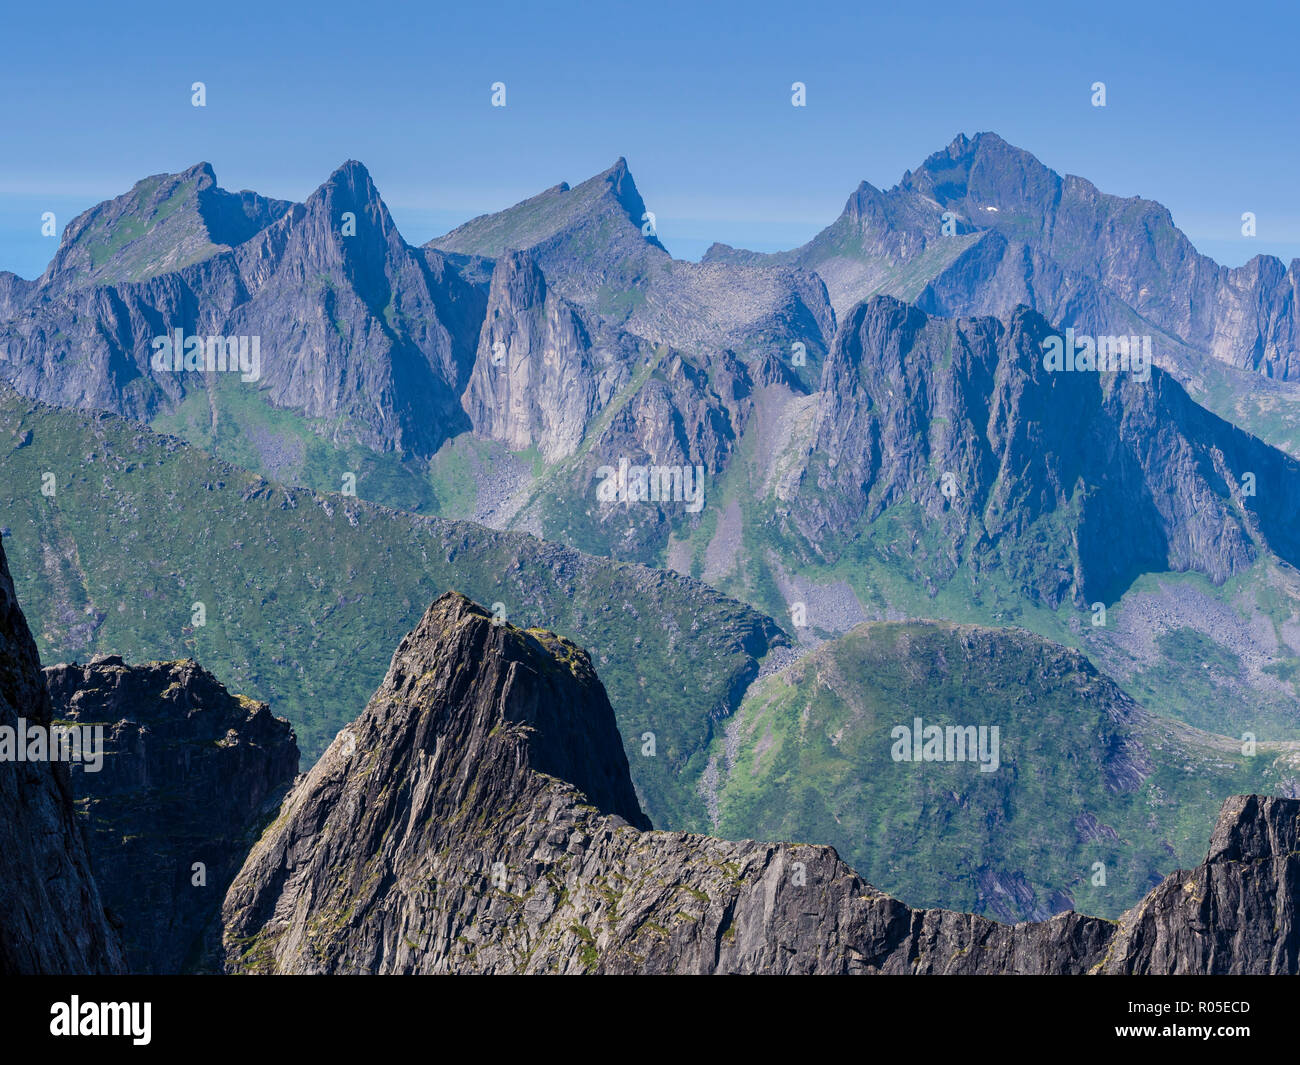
[427,156,667,261]
[901,131,1059,210]
[304,158,395,243]
[321,159,384,205]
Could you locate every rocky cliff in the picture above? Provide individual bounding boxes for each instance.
[0,539,124,974]
[222,591,1300,974]
[462,249,635,461]
[1098,794,1300,974]
[45,656,299,973]
[0,161,486,455]
[718,131,1300,383]
[788,295,1300,607]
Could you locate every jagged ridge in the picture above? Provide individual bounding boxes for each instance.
[222,592,1300,974]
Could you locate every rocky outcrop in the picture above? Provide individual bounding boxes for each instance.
[462,249,635,461]
[904,133,1300,382]
[430,158,670,308]
[734,131,1300,383]
[224,160,486,456]
[45,656,298,973]
[0,540,124,974]
[430,158,836,361]
[1098,795,1300,974]
[39,162,292,293]
[221,591,1300,974]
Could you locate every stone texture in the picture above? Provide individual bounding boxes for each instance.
[0,539,124,974]
[46,657,299,973]
[1098,795,1300,974]
[221,591,1300,974]
[794,295,1300,606]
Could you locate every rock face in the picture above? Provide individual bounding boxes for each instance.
[39,162,292,293]
[430,157,835,363]
[0,160,486,455]
[725,131,1300,382]
[1099,795,1300,974]
[462,249,634,461]
[432,158,669,306]
[0,540,124,974]
[709,619,1300,924]
[791,295,1300,606]
[223,160,486,456]
[221,592,1300,974]
[45,657,299,973]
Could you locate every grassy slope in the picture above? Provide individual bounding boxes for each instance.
[712,621,1298,921]
[149,365,1300,772]
[0,386,782,832]
[669,381,1300,743]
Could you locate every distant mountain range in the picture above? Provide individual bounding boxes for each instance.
[8,135,1300,935]
[8,133,1299,458]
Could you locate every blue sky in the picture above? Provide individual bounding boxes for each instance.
[3,0,1297,277]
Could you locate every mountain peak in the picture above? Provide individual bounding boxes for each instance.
[327,158,375,186]
[427,154,665,261]
[41,162,291,290]
[298,158,397,253]
[178,160,218,186]
[220,578,1300,973]
[318,159,383,206]
[899,130,1058,211]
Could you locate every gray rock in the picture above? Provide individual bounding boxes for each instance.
[46,656,299,973]
[0,538,124,974]
[220,591,1300,974]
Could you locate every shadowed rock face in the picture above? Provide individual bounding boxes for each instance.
[0,160,486,455]
[796,295,1300,607]
[45,657,299,974]
[1097,795,1300,974]
[0,539,124,975]
[724,131,1300,383]
[221,591,1300,974]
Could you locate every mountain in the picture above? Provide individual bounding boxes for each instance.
[0,538,124,974]
[0,383,784,833]
[9,386,1289,919]
[429,158,835,363]
[478,291,1300,747]
[40,162,293,292]
[8,147,1300,866]
[45,655,298,973]
[713,132,1300,382]
[221,590,1300,974]
[1103,794,1300,973]
[460,248,651,464]
[0,161,486,455]
[708,619,1298,922]
[431,158,668,295]
[780,296,1300,608]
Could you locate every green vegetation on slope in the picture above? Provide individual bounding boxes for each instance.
[711,620,1298,921]
[0,386,782,832]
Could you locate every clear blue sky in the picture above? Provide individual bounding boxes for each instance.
[3,0,1297,278]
